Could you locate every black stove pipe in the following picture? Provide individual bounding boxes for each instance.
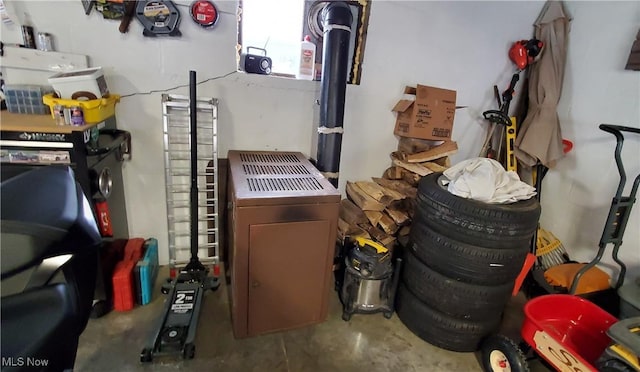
[316,2,353,188]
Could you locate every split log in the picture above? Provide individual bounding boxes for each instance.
[340,199,368,225]
[346,182,385,211]
[403,198,417,218]
[337,218,351,236]
[378,213,399,235]
[433,156,452,168]
[401,169,422,186]
[406,141,458,163]
[386,207,410,226]
[386,199,406,211]
[372,177,417,199]
[364,211,383,227]
[356,181,398,206]
[377,184,405,201]
[379,236,396,248]
[421,161,448,173]
[363,224,395,247]
[391,156,433,177]
[337,218,371,243]
[398,225,411,237]
[356,181,405,205]
[390,151,408,161]
[382,166,403,180]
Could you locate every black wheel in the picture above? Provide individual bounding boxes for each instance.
[409,223,529,285]
[597,358,635,372]
[140,348,153,363]
[161,282,172,295]
[415,173,540,249]
[90,300,111,319]
[402,249,513,321]
[480,335,529,372]
[342,312,352,321]
[383,311,393,319]
[183,343,195,359]
[396,284,500,352]
[208,277,220,291]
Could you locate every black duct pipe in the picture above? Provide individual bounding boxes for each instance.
[316,2,352,188]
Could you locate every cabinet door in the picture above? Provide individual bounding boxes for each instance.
[247,220,330,335]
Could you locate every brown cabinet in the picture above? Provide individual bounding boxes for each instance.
[227,151,340,338]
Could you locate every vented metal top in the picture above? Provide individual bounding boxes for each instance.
[229,150,340,206]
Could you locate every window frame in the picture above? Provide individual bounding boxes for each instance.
[237,0,371,85]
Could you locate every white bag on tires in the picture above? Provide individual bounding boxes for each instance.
[443,157,536,203]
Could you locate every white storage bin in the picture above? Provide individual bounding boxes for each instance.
[48,67,109,100]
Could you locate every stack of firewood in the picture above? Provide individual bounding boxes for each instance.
[337,138,458,251]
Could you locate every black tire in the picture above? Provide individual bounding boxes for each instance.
[415,173,540,249]
[410,223,529,285]
[342,312,352,321]
[480,335,529,372]
[402,249,512,321]
[395,284,500,352]
[140,348,153,363]
[161,281,172,295]
[183,343,195,359]
[208,277,221,291]
[90,300,111,319]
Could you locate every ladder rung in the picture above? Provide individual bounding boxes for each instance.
[170,172,216,177]
[169,229,218,237]
[169,257,219,266]
[168,217,218,223]
[167,142,215,147]
[166,196,217,200]
[166,200,217,206]
[167,124,215,129]
[170,243,218,248]
[168,189,216,194]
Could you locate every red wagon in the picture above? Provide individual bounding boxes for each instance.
[481,294,640,371]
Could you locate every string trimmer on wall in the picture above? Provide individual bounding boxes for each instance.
[479,38,544,172]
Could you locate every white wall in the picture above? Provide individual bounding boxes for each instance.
[5,1,636,280]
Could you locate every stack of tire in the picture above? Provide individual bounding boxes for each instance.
[396,172,541,352]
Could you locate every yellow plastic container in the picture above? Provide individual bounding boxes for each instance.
[43,94,120,124]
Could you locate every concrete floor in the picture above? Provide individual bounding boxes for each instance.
[74,269,542,372]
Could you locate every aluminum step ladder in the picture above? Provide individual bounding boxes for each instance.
[162,94,219,268]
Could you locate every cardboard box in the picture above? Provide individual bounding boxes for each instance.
[392,85,457,140]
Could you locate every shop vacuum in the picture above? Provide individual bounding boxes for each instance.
[340,237,402,321]
[140,71,219,362]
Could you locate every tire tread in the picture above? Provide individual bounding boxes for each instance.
[396,284,500,352]
[402,249,512,321]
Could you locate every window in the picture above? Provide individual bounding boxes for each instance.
[238,0,371,84]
